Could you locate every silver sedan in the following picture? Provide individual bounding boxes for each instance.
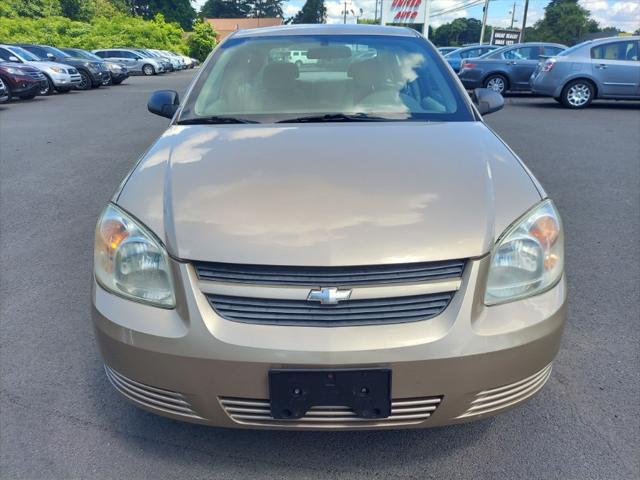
[530,36,640,108]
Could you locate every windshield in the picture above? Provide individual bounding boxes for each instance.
[7,46,40,62]
[44,46,71,58]
[65,49,101,61]
[180,34,473,124]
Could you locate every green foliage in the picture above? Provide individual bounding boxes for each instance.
[125,0,196,30]
[200,0,250,18]
[199,0,284,19]
[527,0,599,45]
[432,18,483,47]
[291,0,326,24]
[187,18,217,61]
[0,14,188,53]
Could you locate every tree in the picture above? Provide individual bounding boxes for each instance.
[249,0,284,18]
[529,0,599,45]
[291,0,325,23]
[200,0,250,18]
[188,18,216,61]
[126,0,196,30]
[432,18,483,46]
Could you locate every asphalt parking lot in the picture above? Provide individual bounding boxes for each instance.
[1,69,639,479]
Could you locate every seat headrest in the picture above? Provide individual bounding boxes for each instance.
[263,62,299,90]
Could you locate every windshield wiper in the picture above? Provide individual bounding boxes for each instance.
[276,113,394,123]
[177,116,259,125]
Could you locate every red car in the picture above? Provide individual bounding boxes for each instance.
[0,61,48,100]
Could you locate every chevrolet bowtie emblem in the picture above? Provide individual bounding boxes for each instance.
[307,287,352,305]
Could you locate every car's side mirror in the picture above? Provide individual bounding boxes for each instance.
[8,56,21,63]
[46,53,56,60]
[148,90,179,118]
[472,88,504,115]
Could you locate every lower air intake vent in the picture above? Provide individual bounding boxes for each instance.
[105,365,202,419]
[457,363,552,419]
[219,396,442,428]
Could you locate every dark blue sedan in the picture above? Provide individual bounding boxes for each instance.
[458,42,567,94]
[444,45,500,73]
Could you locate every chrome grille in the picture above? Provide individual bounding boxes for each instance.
[68,67,78,74]
[194,259,465,286]
[457,363,552,419]
[220,396,442,428]
[105,365,202,419]
[207,292,454,326]
[26,70,46,80]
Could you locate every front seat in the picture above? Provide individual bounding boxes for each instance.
[260,62,305,112]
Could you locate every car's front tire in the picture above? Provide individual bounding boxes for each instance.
[561,79,594,109]
[484,74,508,95]
[77,70,92,90]
[40,75,54,96]
[142,64,155,76]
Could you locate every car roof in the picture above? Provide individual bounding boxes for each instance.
[230,24,420,39]
[586,35,640,46]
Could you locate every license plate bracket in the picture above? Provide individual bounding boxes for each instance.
[269,369,391,420]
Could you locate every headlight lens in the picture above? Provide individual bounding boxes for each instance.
[50,67,63,73]
[94,204,175,308]
[485,199,563,305]
[5,66,25,75]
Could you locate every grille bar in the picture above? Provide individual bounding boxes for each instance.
[207,292,454,326]
[105,365,202,419]
[194,259,465,286]
[457,364,552,419]
[220,396,442,428]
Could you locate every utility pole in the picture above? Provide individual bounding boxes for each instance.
[510,2,516,29]
[520,0,530,41]
[374,0,379,23]
[479,0,490,45]
[343,0,348,24]
[423,0,433,39]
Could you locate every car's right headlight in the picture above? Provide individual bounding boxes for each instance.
[485,199,564,305]
[94,204,175,308]
[4,66,26,75]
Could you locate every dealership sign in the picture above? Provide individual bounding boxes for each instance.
[491,28,521,46]
[381,0,426,25]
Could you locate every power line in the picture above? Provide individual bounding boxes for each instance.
[430,0,485,18]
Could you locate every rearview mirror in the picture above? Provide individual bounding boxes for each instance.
[148,90,179,118]
[472,88,504,115]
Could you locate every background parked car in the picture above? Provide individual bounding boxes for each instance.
[438,46,459,55]
[93,49,164,75]
[444,45,500,73]
[0,61,48,100]
[458,42,567,94]
[17,44,109,90]
[0,44,81,94]
[134,49,172,72]
[530,36,640,108]
[60,48,129,85]
[158,50,186,69]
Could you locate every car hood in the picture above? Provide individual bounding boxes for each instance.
[25,60,74,70]
[117,122,542,265]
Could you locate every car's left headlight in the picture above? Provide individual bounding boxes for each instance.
[94,203,175,308]
[485,199,564,305]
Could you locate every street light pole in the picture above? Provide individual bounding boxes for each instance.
[510,2,516,29]
[520,0,530,41]
[479,0,490,45]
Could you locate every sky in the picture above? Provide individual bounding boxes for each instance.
[193,0,640,33]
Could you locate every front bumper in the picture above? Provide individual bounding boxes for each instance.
[49,70,81,88]
[92,256,567,430]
